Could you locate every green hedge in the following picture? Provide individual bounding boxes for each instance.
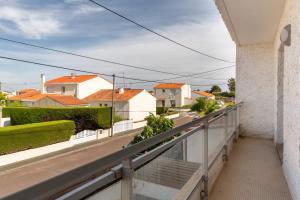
[4,107,112,132]
[0,120,75,155]
[156,107,169,115]
[2,107,11,118]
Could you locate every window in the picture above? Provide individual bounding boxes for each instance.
[99,104,102,107]
[104,104,108,107]
[171,100,176,108]
[61,86,66,94]
[162,89,166,93]
[162,100,165,107]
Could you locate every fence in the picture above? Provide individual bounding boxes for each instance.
[113,120,133,134]
[2,103,241,200]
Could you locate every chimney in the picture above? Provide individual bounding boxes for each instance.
[71,73,76,79]
[41,74,46,94]
[119,88,125,94]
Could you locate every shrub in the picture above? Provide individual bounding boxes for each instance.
[156,107,169,115]
[191,97,206,112]
[0,120,75,155]
[131,113,174,145]
[4,107,112,132]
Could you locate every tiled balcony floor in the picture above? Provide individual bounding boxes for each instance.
[210,137,292,200]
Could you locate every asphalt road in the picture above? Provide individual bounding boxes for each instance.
[0,115,193,198]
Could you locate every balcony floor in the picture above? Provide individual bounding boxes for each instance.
[210,137,292,200]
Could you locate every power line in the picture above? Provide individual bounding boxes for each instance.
[88,0,234,63]
[122,65,235,85]
[0,37,188,77]
[0,55,228,87]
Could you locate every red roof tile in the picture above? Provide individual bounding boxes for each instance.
[193,91,214,97]
[47,95,87,106]
[84,89,144,102]
[154,83,185,89]
[46,75,98,84]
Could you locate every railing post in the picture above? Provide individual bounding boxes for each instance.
[201,119,209,200]
[222,110,229,162]
[183,137,187,161]
[235,106,240,140]
[121,157,134,200]
[234,107,239,142]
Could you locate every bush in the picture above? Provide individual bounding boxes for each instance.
[4,107,112,132]
[191,97,206,112]
[131,114,174,145]
[156,107,169,115]
[0,120,75,155]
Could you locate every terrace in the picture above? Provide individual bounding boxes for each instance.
[1,103,292,199]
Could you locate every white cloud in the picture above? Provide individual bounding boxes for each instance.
[0,6,62,39]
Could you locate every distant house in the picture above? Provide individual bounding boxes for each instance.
[45,74,113,99]
[154,83,191,107]
[192,91,215,100]
[85,88,156,122]
[9,91,87,107]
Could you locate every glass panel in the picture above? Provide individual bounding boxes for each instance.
[208,116,226,164]
[85,181,121,200]
[133,129,204,200]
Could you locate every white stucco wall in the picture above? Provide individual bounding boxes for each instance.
[45,77,113,99]
[89,101,130,120]
[274,0,300,199]
[46,84,77,97]
[129,90,156,122]
[154,85,191,107]
[77,77,113,99]
[236,43,276,138]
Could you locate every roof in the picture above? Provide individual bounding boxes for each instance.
[46,75,98,84]
[84,89,144,102]
[193,91,214,97]
[9,89,41,101]
[154,83,185,89]
[9,89,87,106]
[47,95,87,106]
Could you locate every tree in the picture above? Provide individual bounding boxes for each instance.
[131,113,174,145]
[191,97,206,112]
[191,97,220,114]
[0,92,7,106]
[227,78,236,92]
[210,85,222,93]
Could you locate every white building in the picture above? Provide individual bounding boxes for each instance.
[154,83,191,107]
[84,88,156,122]
[215,0,300,198]
[45,74,113,99]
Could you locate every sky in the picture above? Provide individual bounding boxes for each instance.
[0,0,235,91]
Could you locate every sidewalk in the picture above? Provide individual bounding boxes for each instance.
[0,115,192,198]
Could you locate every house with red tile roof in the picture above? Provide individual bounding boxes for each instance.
[154,83,191,107]
[192,90,215,100]
[85,88,156,122]
[9,90,87,107]
[45,74,113,99]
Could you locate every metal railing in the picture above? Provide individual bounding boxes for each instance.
[2,103,242,200]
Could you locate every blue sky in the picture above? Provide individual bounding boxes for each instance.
[0,0,235,91]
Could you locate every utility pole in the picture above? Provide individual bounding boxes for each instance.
[110,74,115,137]
[0,82,2,92]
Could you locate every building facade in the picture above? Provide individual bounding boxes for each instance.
[85,88,156,122]
[154,83,191,107]
[45,74,113,99]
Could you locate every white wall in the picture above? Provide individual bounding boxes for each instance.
[46,84,77,96]
[89,101,130,120]
[45,77,113,99]
[236,43,276,138]
[77,77,113,99]
[274,1,300,199]
[129,90,156,122]
[154,85,190,107]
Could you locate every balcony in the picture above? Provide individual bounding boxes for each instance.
[1,103,292,200]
